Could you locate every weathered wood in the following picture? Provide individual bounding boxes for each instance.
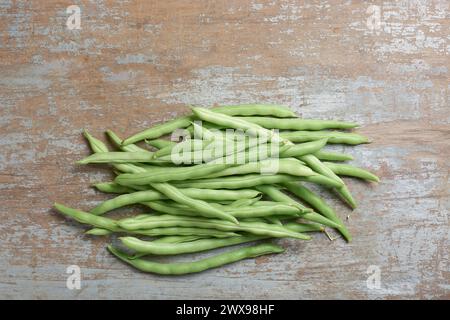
[0,0,448,299]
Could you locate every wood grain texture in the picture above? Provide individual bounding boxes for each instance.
[0,0,448,299]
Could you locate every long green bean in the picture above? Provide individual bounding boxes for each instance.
[280,130,369,145]
[108,242,284,275]
[324,162,380,182]
[238,117,359,130]
[283,182,352,242]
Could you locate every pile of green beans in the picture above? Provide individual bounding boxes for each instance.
[54,104,379,275]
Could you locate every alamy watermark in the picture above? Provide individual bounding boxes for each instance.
[66,265,81,290]
[66,5,81,30]
[366,265,381,290]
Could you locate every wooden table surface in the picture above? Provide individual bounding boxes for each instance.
[1,0,449,299]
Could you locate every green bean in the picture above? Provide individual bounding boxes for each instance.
[93,182,135,194]
[91,189,163,215]
[85,226,240,238]
[145,139,176,149]
[123,116,193,146]
[131,227,240,238]
[283,222,324,233]
[54,203,120,232]
[212,104,296,118]
[280,139,328,158]
[120,235,266,255]
[280,130,369,145]
[118,214,311,240]
[77,152,159,164]
[314,151,354,162]
[265,217,282,225]
[283,182,352,242]
[85,228,113,236]
[106,130,150,153]
[191,107,286,143]
[229,196,261,208]
[115,163,231,185]
[154,138,213,159]
[145,200,304,219]
[108,242,284,275]
[202,159,315,179]
[122,105,297,146]
[323,162,380,182]
[83,130,108,153]
[254,185,341,229]
[298,174,344,188]
[150,182,238,224]
[238,117,359,130]
[152,235,207,244]
[172,174,298,189]
[299,154,356,208]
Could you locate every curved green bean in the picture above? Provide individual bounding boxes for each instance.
[202,158,315,179]
[150,182,238,224]
[280,130,369,145]
[106,130,150,153]
[280,139,328,157]
[283,182,352,242]
[118,214,311,240]
[314,151,354,162]
[93,182,136,194]
[115,163,231,185]
[108,242,284,275]
[54,203,120,231]
[120,235,266,255]
[238,117,358,130]
[324,162,380,182]
[172,174,298,189]
[299,154,357,209]
[254,185,341,229]
[145,139,176,149]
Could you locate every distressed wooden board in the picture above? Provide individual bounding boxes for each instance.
[0,0,449,299]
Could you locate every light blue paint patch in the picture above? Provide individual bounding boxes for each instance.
[104,70,142,82]
[0,0,13,9]
[115,53,156,64]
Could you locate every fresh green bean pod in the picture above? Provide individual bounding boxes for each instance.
[280,130,369,145]
[83,130,108,153]
[313,151,354,162]
[54,203,120,232]
[280,139,328,157]
[115,163,231,185]
[85,226,240,238]
[107,242,284,275]
[93,182,135,194]
[299,154,357,209]
[323,162,380,182]
[238,117,359,130]
[153,139,213,158]
[118,214,311,240]
[254,185,341,229]
[150,182,238,224]
[172,174,299,189]
[192,107,286,144]
[145,139,177,149]
[283,182,352,242]
[77,152,161,164]
[144,200,304,219]
[106,130,151,153]
[283,222,324,233]
[120,235,266,255]
[298,174,344,188]
[123,116,193,146]
[202,158,315,179]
